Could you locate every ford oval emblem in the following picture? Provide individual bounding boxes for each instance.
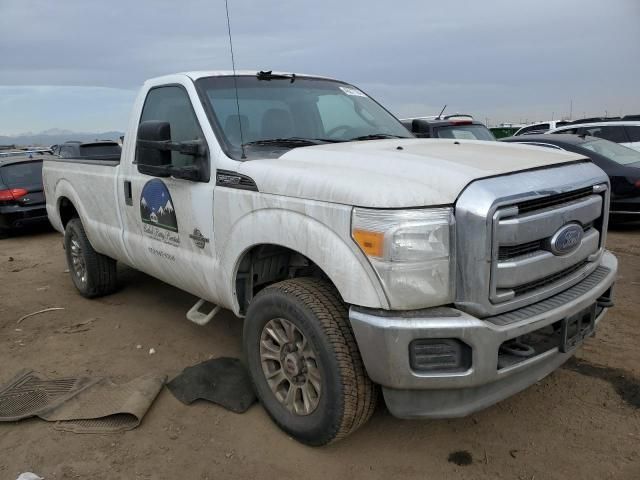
[549,223,583,255]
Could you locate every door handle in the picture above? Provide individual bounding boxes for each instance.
[124,180,133,206]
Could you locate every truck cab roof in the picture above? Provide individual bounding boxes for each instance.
[144,70,336,85]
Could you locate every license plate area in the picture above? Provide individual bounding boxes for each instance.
[560,304,596,353]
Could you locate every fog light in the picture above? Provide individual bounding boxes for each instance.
[409,339,471,373]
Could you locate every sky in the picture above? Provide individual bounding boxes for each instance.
[1,0,639,135]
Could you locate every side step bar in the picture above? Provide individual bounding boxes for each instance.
[186,299,221,326]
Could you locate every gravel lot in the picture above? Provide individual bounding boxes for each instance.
[1,225,639,480]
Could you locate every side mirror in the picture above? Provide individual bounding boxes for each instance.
[137,121,172,171]
[411,119,432,138]
[136,121,208,181]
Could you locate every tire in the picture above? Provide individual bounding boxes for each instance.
[64,217,117,298]
[244,277,377,446]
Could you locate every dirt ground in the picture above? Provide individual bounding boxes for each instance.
[1,225,639,480]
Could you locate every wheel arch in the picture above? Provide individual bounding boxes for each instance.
[53,179,91,231]
[218,208,388,315]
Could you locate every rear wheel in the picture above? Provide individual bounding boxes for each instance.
[64,218,117,298]
[244,277,377,446]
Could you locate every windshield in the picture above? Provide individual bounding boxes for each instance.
[435,125,495,141]
[0,161,43,187]
[196,76,412,159]
[581,138,640,166]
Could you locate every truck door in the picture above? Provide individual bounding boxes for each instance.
[117,84,217,301]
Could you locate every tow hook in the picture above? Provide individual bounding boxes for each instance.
[499,339,535,358]
[596,288,615,308]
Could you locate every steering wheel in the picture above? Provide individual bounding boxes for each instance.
[326,125,354,138]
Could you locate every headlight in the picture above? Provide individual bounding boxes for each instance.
[352,207,455,309]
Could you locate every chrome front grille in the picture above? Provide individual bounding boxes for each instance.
[490,191,605,304]
[454,161,610,318]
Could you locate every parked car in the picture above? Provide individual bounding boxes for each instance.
[55,140,122,161]
[548,120,640,152]
[514,120,570,136]
[0,154,50,235]
[43,70,617,445]
[501,134,640,221]
[0,147,52,158]
[400,114,495,140]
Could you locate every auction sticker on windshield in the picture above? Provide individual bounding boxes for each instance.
[339,86,366,97]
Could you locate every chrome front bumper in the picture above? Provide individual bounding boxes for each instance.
[349,250,617,419]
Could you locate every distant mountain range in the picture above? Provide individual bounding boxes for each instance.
[0,129,125,147]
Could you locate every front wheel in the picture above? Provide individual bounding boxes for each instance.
[243,277,377,446]
[64,217,117,298]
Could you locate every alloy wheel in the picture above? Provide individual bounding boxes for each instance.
[259,317,322,416]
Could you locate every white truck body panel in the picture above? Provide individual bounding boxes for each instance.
[241,139,584,207]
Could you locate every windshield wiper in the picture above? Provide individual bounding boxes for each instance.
[348,133,406,141]
[243,137,343,147]
[257,70,296,83]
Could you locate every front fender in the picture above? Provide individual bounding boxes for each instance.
[216,204,389,315]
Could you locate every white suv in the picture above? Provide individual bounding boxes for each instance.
[514,120,570,136]
[548,120,640,152]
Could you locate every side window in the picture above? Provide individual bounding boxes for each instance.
[624,126,640,142]
[518,124,546,135]
[60,146,74,158]
[138,86,204,168]
[582,125,629,143]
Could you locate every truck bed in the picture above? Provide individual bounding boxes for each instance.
[43,158,126,263]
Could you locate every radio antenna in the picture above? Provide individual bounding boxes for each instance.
[225,0,246,159]
[437,104,447,120]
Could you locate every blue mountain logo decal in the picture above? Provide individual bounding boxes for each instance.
[140,179,178,232]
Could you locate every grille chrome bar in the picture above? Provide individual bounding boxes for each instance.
[496,195,602,246]
[495,228,599,289]
[498,239,543,261]
[511,260,589,296]
[513,186,594,215]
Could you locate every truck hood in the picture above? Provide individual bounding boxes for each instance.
[237,139,587,208]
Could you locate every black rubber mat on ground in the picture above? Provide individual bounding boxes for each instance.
[167,357,256,413]
[0,370,96,421]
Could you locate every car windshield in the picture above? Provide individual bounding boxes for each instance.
[581,138,640,166]
[0,161,43,187]
[197,75,412,159]
[435,125,495,141]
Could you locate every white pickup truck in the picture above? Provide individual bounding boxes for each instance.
[44,70,617,445]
